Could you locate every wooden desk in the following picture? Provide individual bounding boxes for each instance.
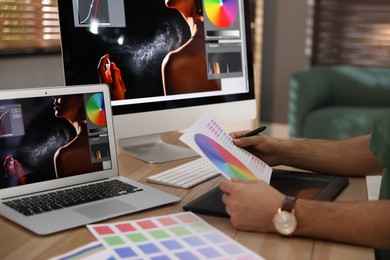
[0,133,375,260]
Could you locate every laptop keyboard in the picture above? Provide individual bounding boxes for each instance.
[3,180,143,216]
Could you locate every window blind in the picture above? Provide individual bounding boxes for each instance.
[0,0,60,54]
[311,0,390,67]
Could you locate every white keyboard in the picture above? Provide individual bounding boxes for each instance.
[147,158,220,189]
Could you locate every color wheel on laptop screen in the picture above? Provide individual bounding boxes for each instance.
[194,134,256,180]
[204,0,239,28]
[86,93,107,127]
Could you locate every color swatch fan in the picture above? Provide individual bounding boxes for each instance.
[204,0,239,28]
[86,93,107,126]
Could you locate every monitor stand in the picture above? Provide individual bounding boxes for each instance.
[118,133,198,163]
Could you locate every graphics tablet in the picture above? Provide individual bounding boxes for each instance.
[183,169,348,217]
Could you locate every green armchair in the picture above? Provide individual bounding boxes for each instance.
[288,66,390,139]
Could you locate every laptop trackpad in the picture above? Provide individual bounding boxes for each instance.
[74,200,136,219]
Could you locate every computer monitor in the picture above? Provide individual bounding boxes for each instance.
[57,0,256,163]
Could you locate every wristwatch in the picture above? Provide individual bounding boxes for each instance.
[273,196,298,236]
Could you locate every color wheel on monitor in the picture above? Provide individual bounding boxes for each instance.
[204,0,239,28]
[194,134,256,180]
[86,93,107,127]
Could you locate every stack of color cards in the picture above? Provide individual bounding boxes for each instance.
[87,212,264,259]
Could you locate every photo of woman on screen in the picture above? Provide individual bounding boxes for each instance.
[96,0,220,100]
[162,0,221,95]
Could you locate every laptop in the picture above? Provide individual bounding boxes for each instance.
[0,84,180,235]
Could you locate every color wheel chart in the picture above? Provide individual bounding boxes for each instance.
[86,93,107,127]
[204,0,239,28]
[87,212,264,259]
[194,134,255,180]
[180,114,272,182]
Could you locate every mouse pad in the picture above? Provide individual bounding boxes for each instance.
[183,169,349,217]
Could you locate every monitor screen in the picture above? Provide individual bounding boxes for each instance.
[58,0,256,163]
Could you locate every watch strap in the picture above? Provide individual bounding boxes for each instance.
[281,196,297,212]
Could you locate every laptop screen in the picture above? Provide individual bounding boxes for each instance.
[0,92,112,190]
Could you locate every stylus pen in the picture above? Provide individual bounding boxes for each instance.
[239,125,267,138]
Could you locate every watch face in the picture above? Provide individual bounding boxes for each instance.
[273,211,297,235]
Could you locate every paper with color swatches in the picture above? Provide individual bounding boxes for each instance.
[180,114,272,183]
[87,212,264,259]
[49,241,112,260]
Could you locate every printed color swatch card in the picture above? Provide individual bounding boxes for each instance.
[180,114,272,183]
[87,212,264,259]
[50,241,113,260]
